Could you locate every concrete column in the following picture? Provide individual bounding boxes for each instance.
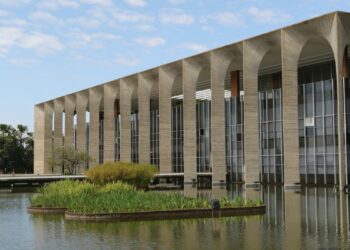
[76,91,88,173]
[76,91,88,153]
[104,83,118,162]
[281,30,303,188]
[53,98,64,174]
[159,67,177,173]
[120,79,133,162]
[138,74,152,164]
[211,51,230,184]
[183,59,202,183]
[243,41,262,186]
[89,88,102,166]
[34,102,53,174]
[334,13,348,189]
[64,95,75,150]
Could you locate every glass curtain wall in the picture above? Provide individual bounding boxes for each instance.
[115,114,121,161]
[150,109,160,168]
[258,73,284,183]
[343,56,350,185]
[172,101,184,172]
[73,114,77,150]
[298,61,338,185]
[98,112,104,164]
[196,100,211,173]
[225,95,244,182]
[114,100,120,161]
[85,111,89,169]
[131,112,139,163]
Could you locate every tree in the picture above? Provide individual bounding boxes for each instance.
[50,146,93,175]
[0,124,33,174]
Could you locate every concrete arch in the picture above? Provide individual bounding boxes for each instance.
[243,30,281,187]
[34,102,53,174]
[256,38,283,184]
[64,95,76,151]
[119,76,137,162]
[138,70,158,164]
[53,98,64,174]
[182,55,209,183]
[281,12,340,188]
[158,62,182,174]
[75,91,88,158]
[103,81,119,163]
[210,43,243,184]
[88,87,103,166]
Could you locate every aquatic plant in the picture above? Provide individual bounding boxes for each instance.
[30,180,264,214]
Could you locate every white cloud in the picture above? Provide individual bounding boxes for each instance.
[70,32,119,48]
[181,43,208,53]
[0,28,63,55]
[9,58,38,66]
[136,24,156,32]
[0,18,27,26]
[248,7,292,24]
[0,9,8,16]
[0,27,22,55]
[115,54,140,66]
[37,0,112,10]
[124,0,145,7]
[216,12,244,26]
[160,10,194,25]
[168,0,185,4]
[203,12,244,26]
[112,10,153,23]
[37,0,80,10]
[30,11,61,23]
[0,0,31,6]
[18,32,64,53]
[79,0,113,6]
[67,16,101,28]
[136,36,165,47]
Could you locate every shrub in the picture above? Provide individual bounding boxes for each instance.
[86,161,158,187]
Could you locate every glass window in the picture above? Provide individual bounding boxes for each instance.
[305,83,313,117]
[314,81,323,116]
[324,80,333,115]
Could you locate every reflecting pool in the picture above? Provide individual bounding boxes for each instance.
[0,185,350,249]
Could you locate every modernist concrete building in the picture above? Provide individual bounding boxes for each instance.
[34,11,350,189]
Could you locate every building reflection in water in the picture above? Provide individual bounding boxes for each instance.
[29,185,350,249]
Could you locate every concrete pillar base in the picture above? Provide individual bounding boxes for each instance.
[184,178,197,184]
[212,180,226,186]
[245,182,260,189]
[284,183,301,192]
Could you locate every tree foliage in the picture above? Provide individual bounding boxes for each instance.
[50,146,92,175]
[0,124,33,174]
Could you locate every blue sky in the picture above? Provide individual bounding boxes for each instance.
[0,0,349,131]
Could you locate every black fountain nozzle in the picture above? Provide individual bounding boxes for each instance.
[211,199,220,210]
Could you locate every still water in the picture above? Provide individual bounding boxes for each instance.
[1,185,350,250]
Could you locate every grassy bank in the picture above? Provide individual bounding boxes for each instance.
[30,180,263,214]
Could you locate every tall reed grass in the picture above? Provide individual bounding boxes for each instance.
[30,180,263,214]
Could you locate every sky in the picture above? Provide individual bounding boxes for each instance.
[0,0,350,131]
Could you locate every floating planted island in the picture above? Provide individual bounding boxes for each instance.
[28,162,265,221]
[28,180,265,221]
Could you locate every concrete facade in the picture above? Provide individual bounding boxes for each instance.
[34,11,350,189]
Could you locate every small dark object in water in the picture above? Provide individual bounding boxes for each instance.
[211,199,220,210]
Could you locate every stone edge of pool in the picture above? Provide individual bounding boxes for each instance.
[27,206,266,221]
